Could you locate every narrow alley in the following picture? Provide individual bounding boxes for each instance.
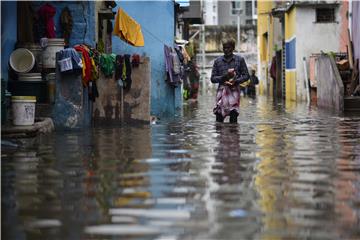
[2,93,360,240]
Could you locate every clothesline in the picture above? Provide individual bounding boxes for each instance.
[141,25,169,47]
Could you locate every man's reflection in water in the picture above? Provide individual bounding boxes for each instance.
[213,124,242,185]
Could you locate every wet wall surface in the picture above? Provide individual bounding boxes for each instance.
[2,94,360,240]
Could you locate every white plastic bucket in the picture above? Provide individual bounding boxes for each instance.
[16,43,43,71]
[9,48,35,73]
[11,96,36,126]
[46,73,56,103]
[42,38,64,68]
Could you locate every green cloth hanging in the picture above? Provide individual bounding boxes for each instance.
[99,53,116,77]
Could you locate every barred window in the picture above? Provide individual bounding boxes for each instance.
[231,1,241,15]
[316,8,335,23]
[245,1,252,16]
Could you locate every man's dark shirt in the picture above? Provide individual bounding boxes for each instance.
[210,54,250,86]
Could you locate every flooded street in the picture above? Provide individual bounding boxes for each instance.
[2,94,360,240]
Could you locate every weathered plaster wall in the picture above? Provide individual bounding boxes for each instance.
[296,7,341,101]
[93,57,151,125]
[1,1,17,82]
[316,54,344,111]
[111,1,180,118]
[257,1,273,95]
[53,54,87,130]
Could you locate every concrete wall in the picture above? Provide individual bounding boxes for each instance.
[53,54,89,130]
[296,7,341,101]
[257,1,273,95]
[316,54,344,111]
[1,1,17,82]
[204,0,218,25]
[285,7,297,101]
[93,57,151,125]
[218,1,250,26]
[112,1,181,118]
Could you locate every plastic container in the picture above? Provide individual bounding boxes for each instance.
[42,38,64,69]
[46,73,56,104]
[18,73,42,81]
[16,43,43,71]
[11,96,36,126]
[9,48,35,73]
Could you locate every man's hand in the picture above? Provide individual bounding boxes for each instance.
[227,68,235,78]
[225,80,235,86]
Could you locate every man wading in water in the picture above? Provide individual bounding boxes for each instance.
[211,38,250,123]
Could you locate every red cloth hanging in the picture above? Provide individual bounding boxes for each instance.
[74,45,92,86]
[38,3,56,38]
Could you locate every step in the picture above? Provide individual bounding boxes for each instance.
[344,96,360,111]
[36,103,53,118]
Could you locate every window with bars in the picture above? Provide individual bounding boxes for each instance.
[245,1,252,16]
[231,1,241,15]
[316,8,335,23]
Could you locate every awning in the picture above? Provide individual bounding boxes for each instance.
[113,8,144,47]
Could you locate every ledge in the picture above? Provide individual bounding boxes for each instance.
[1,118,54,139]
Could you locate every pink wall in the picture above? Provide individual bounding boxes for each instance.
[339,0,349,53]
[352,1,360,73]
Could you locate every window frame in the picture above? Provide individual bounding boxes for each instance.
[315,7,336,23]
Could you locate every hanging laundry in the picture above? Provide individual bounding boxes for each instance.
[181,46,191,64]
[58,48,83,73]
[164,44,181,87]
[174,47,184,64]
[88,81,99,102]
[123,54,132,91]
[131,54,140,68]
[100,53,116,77]
[60,7,73,47]
[38,3,56,38]
[174,45,187,81]
[113,8,144,47]
[115,55,124,81]
[74,45,93,86]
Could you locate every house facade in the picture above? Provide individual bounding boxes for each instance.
[1,1,181,128]
[258,0,349,102]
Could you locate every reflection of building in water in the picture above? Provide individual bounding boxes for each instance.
[92,127,152,209]
[254,97,294,238]
[334,120,360,237]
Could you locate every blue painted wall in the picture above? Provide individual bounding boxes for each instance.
[1,1,17,82]
[112,1,182,118]
[285,37,296,70]
[30,2,95,129]
[32,1,95,47]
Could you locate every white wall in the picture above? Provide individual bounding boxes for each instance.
[296,7,341,101]
[204,0,218,25]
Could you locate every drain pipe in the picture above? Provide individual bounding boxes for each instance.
[302,57,310,104]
